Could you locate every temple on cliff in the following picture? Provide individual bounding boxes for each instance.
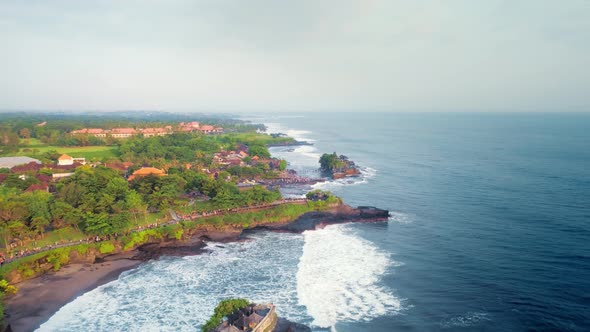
[216,303,276,332]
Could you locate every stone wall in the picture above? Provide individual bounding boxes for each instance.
[252,304,277,332]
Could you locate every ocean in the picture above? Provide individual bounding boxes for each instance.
[38,112,590,331]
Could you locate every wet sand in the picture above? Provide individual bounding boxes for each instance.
[4,258,142,332]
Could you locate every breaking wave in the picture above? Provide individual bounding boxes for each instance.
[38,232,311,332]
[388,212,414,224]
[264,122,316,143]
[310,166,377,191]
[296,224,402,329]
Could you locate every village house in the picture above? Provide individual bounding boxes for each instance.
[212,150,249,167]
[25,183,49,192]
[57,154,73,166]
[57,154,86,166]
[127,167,166,181]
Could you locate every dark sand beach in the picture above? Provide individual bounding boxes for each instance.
[5,257,142,332]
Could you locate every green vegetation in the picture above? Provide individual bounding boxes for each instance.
[319,152,347,171]
[201,298,250,332]
[0,278,17,322]
[306,189,342,205]
[184,201,326,229]
[15,139,118,161]
[99,241,115,254]
[121,229,163,250]
[0,113,341,312]
[0,244,95,279]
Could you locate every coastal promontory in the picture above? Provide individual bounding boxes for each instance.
[319,152,361,179]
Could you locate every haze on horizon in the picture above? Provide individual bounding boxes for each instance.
[0,0,589,113]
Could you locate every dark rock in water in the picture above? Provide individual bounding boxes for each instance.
[250,205,389,233]
[358,206,390,218]
[274,317,312,332]
[132,239,207,261]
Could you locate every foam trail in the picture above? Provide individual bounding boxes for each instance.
[296,224,402,329]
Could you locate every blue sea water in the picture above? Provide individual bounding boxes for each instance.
[39,112,590,332]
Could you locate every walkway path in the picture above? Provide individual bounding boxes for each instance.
[2,198,308,265]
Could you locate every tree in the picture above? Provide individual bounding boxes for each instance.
[278,159,287,171]
[319,152,345,171]
[58,182,87,207]
[125,191,146,225]
[248,144,270,158]
[18,128,31,139]
[82,212,112,236]
[31,216,50,238]
[8,221,29,246]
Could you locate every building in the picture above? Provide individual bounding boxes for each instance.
[0,156,41,169]
[127,167,166,181]
[215,304,276,332]
[57,154,73,165]
[197,125,223,134]
[70,128,107,137]
[110,128,136,138]
[179,121,200,132]
[57,154,86,166]
[140,127,171,137]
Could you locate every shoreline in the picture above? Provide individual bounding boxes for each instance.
[4,256,142,332]
[4,204,389,332]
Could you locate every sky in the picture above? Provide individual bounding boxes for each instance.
[0,0,589,112]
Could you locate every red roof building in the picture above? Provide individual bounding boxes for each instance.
[128,167,166,181]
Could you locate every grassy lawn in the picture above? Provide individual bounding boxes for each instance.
[16,138,119,160]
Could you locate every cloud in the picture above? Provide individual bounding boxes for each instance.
[0,0,588,111]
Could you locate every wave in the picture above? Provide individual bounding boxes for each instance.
[388,212,414,224]
[264,122,316,143]
[37,232,311,331]
[296,224,402,329]
[310,166,377,192]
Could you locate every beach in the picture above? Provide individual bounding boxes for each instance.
[3,204,388,331]
[4,256,142,332]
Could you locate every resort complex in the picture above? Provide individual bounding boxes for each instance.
[70,121,223,138]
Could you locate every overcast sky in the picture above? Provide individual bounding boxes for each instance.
[0,0,589,112]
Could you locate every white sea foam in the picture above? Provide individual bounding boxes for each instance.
[310,166,378,192]
[388,212,414,224]
[37,232,311,332]
[296,224,402,329]
[264,122,316,143]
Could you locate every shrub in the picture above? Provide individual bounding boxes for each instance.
[99,242,115,254]
[201,298,250,332]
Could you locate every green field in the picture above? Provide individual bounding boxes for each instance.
[16,138,118,160]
